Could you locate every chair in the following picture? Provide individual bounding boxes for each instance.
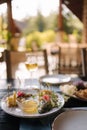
[81,48,87,77]
[0,51,6,78]
[58,45,82,76]
[0,51,4,62]
[4,49,49,80]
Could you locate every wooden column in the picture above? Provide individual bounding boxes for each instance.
[57,0,64,43]
[6,0,21,50]
[82,0,87,43]
[7,0,16,36]
[58,0,63,31]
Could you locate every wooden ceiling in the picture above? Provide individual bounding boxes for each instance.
[62,0,83,21]
[0,0,9,4]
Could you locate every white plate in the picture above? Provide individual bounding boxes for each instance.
[1,91,64,118]
[52,110,87,130]
[39,74,71,85]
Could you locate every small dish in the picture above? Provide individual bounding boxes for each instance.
[16,99,38,114]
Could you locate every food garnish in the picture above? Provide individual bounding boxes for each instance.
[38,90,59,113]
[6,91,17,107]
[17,91,25,97]
[73,81,85,90]
[42,94,50,101]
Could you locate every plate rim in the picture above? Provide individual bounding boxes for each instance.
[52,109,87,130]
[39,74,71,85]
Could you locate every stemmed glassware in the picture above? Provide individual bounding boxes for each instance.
[25,53,38,88]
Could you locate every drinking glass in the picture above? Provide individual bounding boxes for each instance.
[25,53,38,88]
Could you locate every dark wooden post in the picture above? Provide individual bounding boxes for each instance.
[58,0,63,31]
[7,0,16,36]
[57,0,64,43]
[82,0,87,43]
[6,0,21,50]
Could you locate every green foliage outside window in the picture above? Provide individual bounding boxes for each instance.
[25,30,56,50]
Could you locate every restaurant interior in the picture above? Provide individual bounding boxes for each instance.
[0,0,87,130]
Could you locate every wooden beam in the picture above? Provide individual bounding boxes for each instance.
[0,0,12,4]
[7,0,15,35]
[62,0,83,21]
[58,0,63,30]
[0,0,7,4]
[57,0,64,43]
[7,0,21,36]
[82,0,87,43]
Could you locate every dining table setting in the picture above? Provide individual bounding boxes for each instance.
[0,74,87,130]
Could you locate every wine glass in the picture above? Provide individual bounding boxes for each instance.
[25,53,38,88]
